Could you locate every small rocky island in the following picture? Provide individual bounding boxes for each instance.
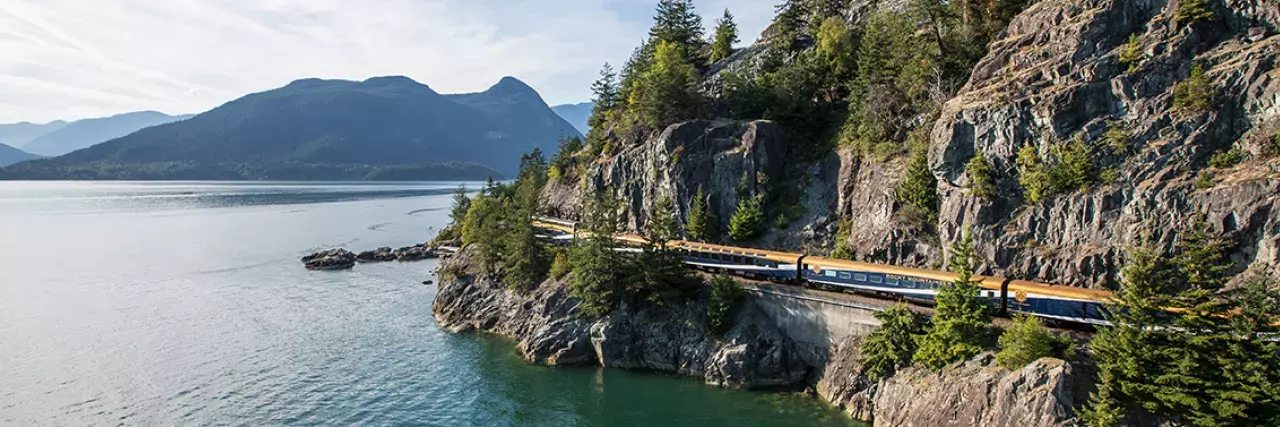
[301,244,446,270]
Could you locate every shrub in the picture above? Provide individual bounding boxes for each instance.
[831,244,855,260]
[897,146,939,224]
[1055,137,1097,192]
[1174,0,1215,26]
[1195,170,1216,189]
[1118,34,1142,73]
[1267,129,1280,158]
[1208,146,1244,169]
[1173,65,1214,114]
[549,250,570,280]
[728,195,765,241]
[966,152,998,199]
[859,303,926,380]
[1017,145,1053,203]
[914,228,993,369]
[685,187,715,241]
[996,314,1076,369]
[1103,122,1131,154]
[706,275,745,336]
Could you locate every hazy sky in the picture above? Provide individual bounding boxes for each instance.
[0,0,775,124]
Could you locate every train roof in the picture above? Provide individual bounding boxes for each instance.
[1007,279,1114,302]
[673,240,805,263]
[804,256,1006,289]
[532,220,575,234]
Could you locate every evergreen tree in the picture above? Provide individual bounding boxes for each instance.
[500,203,549,291]
[896,145,939,224]
[965,152,998,199]
[569,191,626,317]
[686,186,715,241]
[1118,34,1142,73]
[1173,64,1214,114]
[859,303,926,380]
[913,227,992,369]
[996,314,1073,369]
[650,0,706,59]
[706,275,745,336]
[630,40,702,127]
[1174,0,1215,26]
[586,64,621,155]
[449,184,471,225]
[710,9,739,62]
[727,195,765,241]
[627,196,701,305]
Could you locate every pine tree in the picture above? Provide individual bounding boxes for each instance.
[859,303,926,380]
[650,0,705,59]
[913,227,992,369]
[706,275,745,336]
[569,191,626,317]
[710,9,739,62]
[727,195,765,241]
[586,64,621,154]
[630,40,701,126]
[1173,64,1214,114]
[897,145,939,224]
[996,314,1073,369]
[965,152,998,199]
[500,203,549,291]
[1174,0,1215,26]
[449,185,471,225]
[686,186,715,241]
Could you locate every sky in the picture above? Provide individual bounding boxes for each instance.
[0,0,777,124]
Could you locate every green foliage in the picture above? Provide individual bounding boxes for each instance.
[1084,225,1280,427]
[706,275,746,336]
[1174,0,1215,26]
[996,314,1076,369]
[965,152,998,199]
[913,228,992,369]
[859,303,926,380]
[1195,170,1217,189]
[449,185,472,225]
[1208,146,1244,169]
[1173,65,1215,114]
[815,17,856,84]
[648,0,705,59]
[896,146,939,225]
[627,196,703,305]
[569,192,626,317]
[1103,122,1131,155]
[831,244,855,260]
[630,40,702,127]
[550,135,584,180]
[686,186,715,242]
[549,250,570,280]
[1118,34,1142,73]
[1267,129,1280,158]
[456,150,552,291]
[1017,138,1099,203]
[501,209,549,290]
[710,9,738,62]
[728,195,765,241]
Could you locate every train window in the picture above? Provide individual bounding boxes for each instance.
[824,270,837,277]
[870,276,884,284]
[839,272,851,280]
[853,273,867,282]
[886,277,899,285]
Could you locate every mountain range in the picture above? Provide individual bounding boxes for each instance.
[22,111,193,157]
[550,102,593,135]
[0,143,39,167]
[2,76,582,180]
[0,121,68,148]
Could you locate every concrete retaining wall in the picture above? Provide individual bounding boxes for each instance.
[746,285,883,367]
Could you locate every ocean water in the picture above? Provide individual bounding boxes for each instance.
[0,182,862,426]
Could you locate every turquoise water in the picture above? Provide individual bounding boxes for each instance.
[0,181,861,426]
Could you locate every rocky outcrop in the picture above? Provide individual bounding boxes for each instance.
[301,249,357,270]
[356,247,395,263]
[926,0,1280,287]
[817,336,1088,426]
[391,244,437,261]
[431,248,810,390]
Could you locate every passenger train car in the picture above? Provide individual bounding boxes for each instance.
[531,217,1112,326]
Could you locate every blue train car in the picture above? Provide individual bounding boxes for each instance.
[675,241,802,282]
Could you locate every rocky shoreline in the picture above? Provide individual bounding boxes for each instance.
[301,243,446,270]
[431,249,1091,426]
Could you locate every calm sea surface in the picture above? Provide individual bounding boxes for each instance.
[0,181,861,426]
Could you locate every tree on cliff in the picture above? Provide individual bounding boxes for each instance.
[686,186,715,241]
[627,195,701,305]
[569,191,626,316]
[913,227,992,369]
[1084,225,1280,427]
[896,145,939,226]
[449,185,471,225]
[649,0,706,60]
[710,9,738,62]
[859,303,926,380]
[728,195,765,241]
[585,64,620,156]
[630,40,702,127]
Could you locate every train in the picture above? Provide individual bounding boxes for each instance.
[531,218,1113,326]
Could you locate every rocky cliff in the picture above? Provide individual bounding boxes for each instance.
[545,0,1279,288]
[817,336,1090,426]
[431,249,810,390]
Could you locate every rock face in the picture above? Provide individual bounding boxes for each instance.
[391,244,437,261]
[817,336,1088,426]
[301,249,356,270]
[431,248,810,390]
[927,0,1280,286]
[356,247,395,263]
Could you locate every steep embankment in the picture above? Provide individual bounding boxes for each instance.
[543,0,1280,288]
[431,248,810,390]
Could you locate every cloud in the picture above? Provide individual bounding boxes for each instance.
[0,0,775,123]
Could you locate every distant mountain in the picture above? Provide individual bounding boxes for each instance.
[0,143,40,167]
[2,76,581,181]
[551,102,594,135]
[22,111,193,157]
[0,120,67,148]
